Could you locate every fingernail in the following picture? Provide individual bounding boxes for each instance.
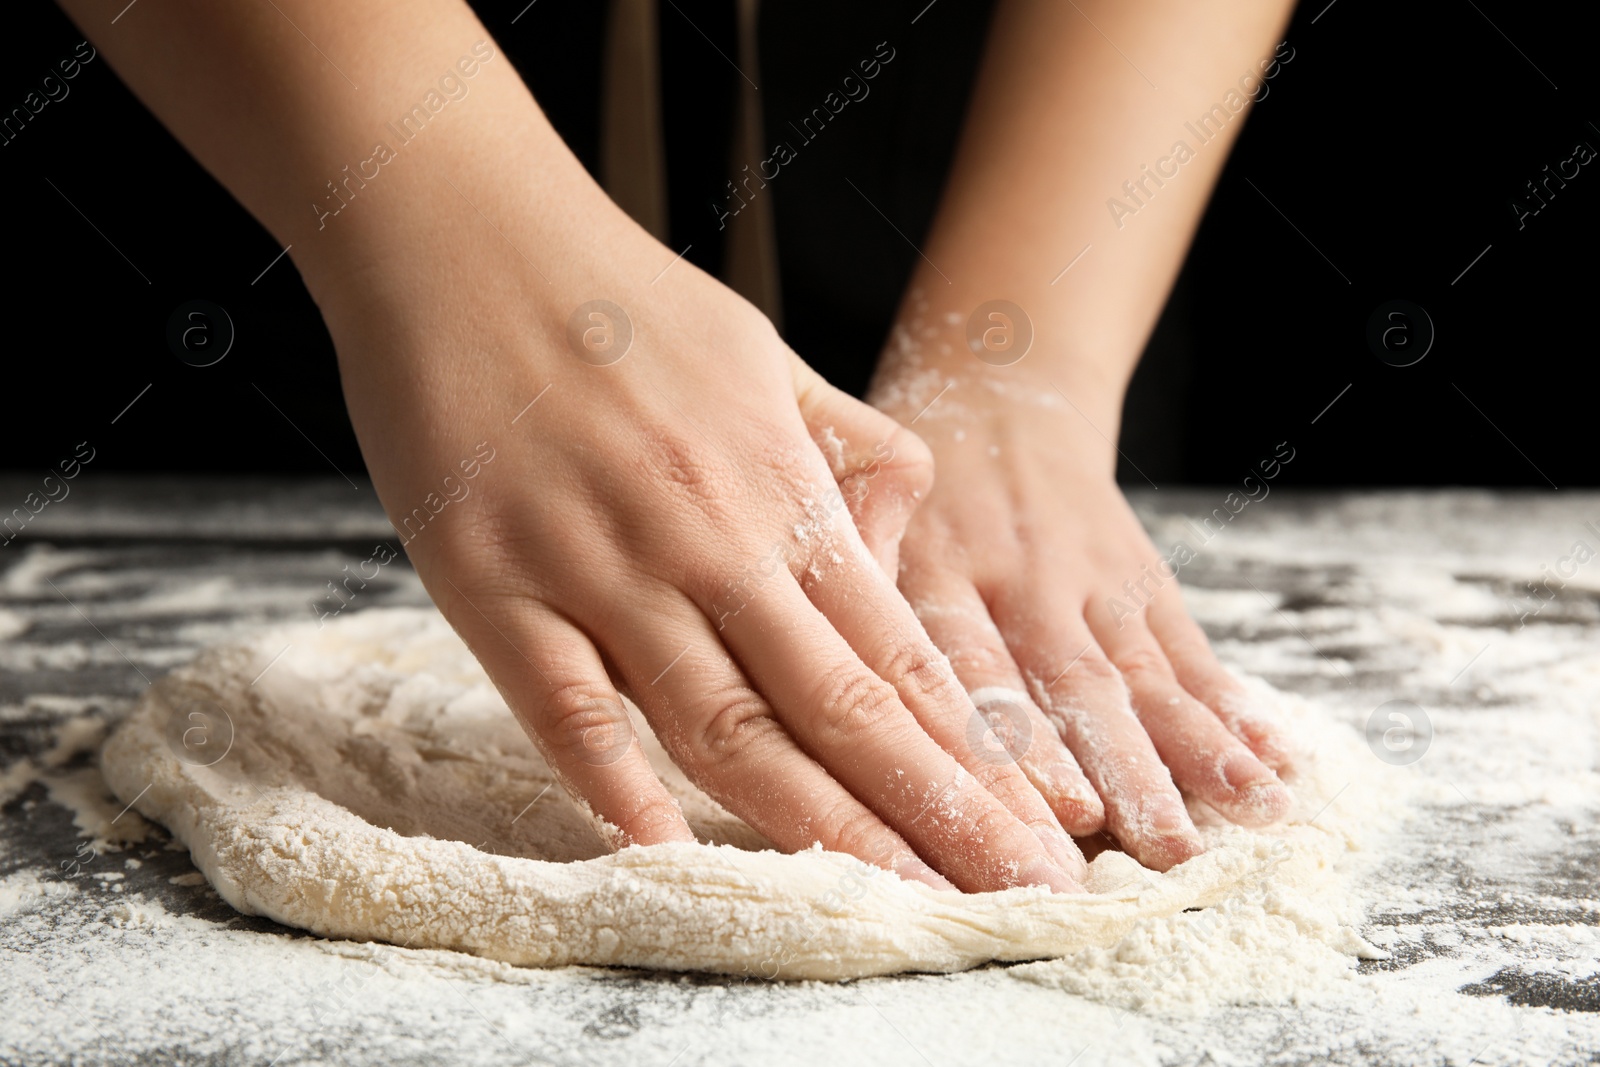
[1141,829,1204,872]
[1019,856,1083,894]
[1041,769,1107,837]
[1149,800,1192,834]
[1145,802,1205,867]
[1262,742,1296,773]
[1220,695,1297,771]
[1035,826,1089,883]
[1240,780,1292,823]
[1225,759,1293,825]
[1045,760,1100,806]
[1223,752,1276,792]
[896,854,957,891]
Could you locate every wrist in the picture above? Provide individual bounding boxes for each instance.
[271,45,624,316]
[870,370,1123,482]
[868,293,1129,460]
[301,138,652,365]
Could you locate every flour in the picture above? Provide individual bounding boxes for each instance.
[10,490,1600,1063]
[0,607,29,641]
[1016,684,1385,1012]
[0,869,73,919]
[99,606,1381,984]
[0,703,114,807]
[41,766,149,849]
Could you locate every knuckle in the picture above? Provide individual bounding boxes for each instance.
[1063,647,1122,686]
[1110,644,1172,683]
[878,643,957,703]
[965,698,1034,768]
[651,434,717,491]
[837,426,933,526]
[814,666,904,744]
[637,428,738,525]
[880,424,935,490]
[946,639,1015,680]
[753,434,822,487]
[1075,806,1108,837]
[540,683,611,731]
[539,684,634,765]
[963,799,1026,856]
[430,530,529,606]
[611,794,688,845]
[967,756,1035,802]
[691,688,778,763]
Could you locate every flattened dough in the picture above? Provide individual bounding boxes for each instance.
[101,608,1368,979]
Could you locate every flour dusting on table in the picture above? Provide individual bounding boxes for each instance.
[6,487,1600,1065]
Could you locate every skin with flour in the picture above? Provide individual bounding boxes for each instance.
[868,0,1300,871]
[60,0,1295,887]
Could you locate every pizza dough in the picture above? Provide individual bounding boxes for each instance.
[100,608,1376,980]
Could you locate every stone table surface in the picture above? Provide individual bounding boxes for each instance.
[2,477,1598,1066]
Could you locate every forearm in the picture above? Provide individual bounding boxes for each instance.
[54,0,619,307]
[873,0,1296,434]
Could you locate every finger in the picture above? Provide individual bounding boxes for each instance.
[987,583,1204,872]
[798,541,1090,882]
[790,353,934,577]
[718,575,1081,893]
[1144,592,1296,770]
[603,593,954,890]
[1087,600,1292,829]
[901,566,1104,838]
[436,585,694,849]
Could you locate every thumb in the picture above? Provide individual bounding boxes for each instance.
[788,351,934,578]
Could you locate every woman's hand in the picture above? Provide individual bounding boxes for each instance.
[870,352,1293,871]
[319,175,1087,893]
[842,0,1299,870]
[55,0,1085,892]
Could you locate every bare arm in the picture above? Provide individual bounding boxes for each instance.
[878,0,1296,433]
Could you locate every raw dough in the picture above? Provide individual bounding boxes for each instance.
[101,607,1376,980]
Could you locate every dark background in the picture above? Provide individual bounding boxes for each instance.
[1,0,1593,487]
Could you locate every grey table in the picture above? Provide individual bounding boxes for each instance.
[2,477,1598,1066]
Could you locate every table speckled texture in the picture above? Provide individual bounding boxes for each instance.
[3,477,1599,1066]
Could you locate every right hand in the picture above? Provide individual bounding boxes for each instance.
[320,177,1086,894]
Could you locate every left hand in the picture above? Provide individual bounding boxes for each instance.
[869,367,1293,872]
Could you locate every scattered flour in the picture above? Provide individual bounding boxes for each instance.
[0,869,74,919]
[41,766,149,850]
[0,607,29,641]
[8,493,1600,1063]
[0,704,110,806]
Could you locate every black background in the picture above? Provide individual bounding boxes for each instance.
[0,0,1593,487]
